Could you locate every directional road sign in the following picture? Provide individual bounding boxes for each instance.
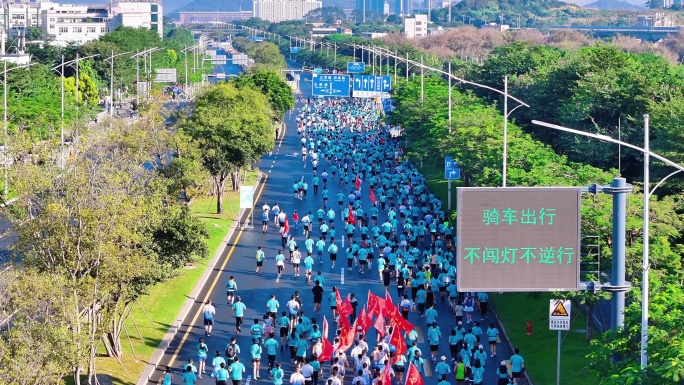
[347,62,365,73]
[549,299,571,330]
[445,168,461,180]
[382,99,396,115]
[444,156,460,180]
[290,47,301,54]
[312,74,351,97]
[352,75,391,98]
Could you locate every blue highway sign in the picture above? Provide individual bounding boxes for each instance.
[312,74,351,97]
[445,167,461,180]
[290,47,301,54]
[347,62,366,73]
[444,156,460,180]
[352,75,391,98]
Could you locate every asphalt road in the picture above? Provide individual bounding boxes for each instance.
[150,66,514,385]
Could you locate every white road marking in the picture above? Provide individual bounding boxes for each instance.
[341,268,344,285]
[246,375,252,385]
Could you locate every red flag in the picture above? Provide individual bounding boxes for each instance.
[385,292,395,314]
[318,336,334,362]
[388,305,414,334]
[339,294,353,317]
[357,307,371,334]
[369,189,376,205]
[405,362,423,385]
[381,360,392,385]
[355,175,361,191]
[389,326,407,359]
[339,311,351,333]
[374,311,386,335]
[347,209,356,226]
[367,291,386,317]
[338,317,356,352]
[323,316,329,339]
[283,218,290,236]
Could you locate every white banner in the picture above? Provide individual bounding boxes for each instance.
[239,186,254,209]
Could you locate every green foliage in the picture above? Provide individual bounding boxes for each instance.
[587,278,684,384]
[233,70,294,121]
[268,20,312,38]
[151,205,209,271]
[100,26,163,53]
[181,82,274,212]
[64,72,99,107]
[248,41,287,71]
[304,7,347,24]
[472,43,684,182]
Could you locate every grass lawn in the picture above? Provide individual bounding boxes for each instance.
[490,293,599,385]
[416,160,599,385]
[89,172,260,385]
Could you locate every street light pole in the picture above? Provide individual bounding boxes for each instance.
[110,50,114,117]
[420,55,424,104]
[3,60,7,197]
[106,50,133,118]
[503,75,508,187]
[533,118,684,364]
[641,113,650,368]
[61,55,64,167]
[394,49,397,85]
[448,61,452,134]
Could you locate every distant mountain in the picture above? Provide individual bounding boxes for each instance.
[582,0,645,10]
[172,0,253,13]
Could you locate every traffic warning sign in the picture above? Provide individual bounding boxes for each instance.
[549,299,571,331]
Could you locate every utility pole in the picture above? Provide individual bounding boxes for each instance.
[75,52,79,121]
[110,50,114,117]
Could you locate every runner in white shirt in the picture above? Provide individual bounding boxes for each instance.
[292,246,302,278]
[286,296,300,329]
[203,300,216,336]
[290,368,306,385]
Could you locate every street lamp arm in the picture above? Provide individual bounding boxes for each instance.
[507,103,525,118]
[532,119,684,173]
[104,51,133,62]
[130,47,161,60]
[649,169,682,198]
[0,62,35,75]
[359,44,530,108]
[50,54,99,72]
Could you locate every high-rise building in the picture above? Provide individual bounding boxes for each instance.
[356,0,384,17]
[252,0,322,23]
[394,0,411,15]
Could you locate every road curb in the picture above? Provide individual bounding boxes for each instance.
[489,299,534,385]
[137,174,264,385]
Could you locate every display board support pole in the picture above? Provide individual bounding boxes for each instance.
[447,179,452,210]
[556,330,561,385]
[601,177,631,331]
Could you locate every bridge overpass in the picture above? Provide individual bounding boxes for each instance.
[548,25,681,41]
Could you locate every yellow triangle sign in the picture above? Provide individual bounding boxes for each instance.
[551,301,569,317]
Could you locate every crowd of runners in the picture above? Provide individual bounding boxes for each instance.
[165,98,526,385]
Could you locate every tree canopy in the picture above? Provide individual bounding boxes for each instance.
[181,82,274,213]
